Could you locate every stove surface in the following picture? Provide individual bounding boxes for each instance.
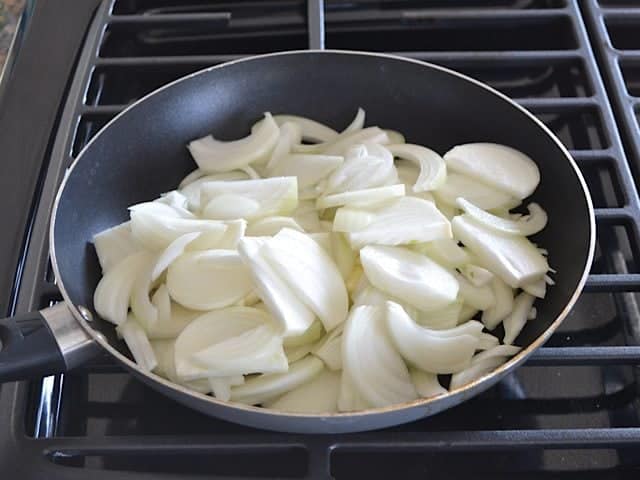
[1,1,640,479]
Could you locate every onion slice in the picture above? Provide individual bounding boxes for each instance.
[503,292,536,345]
[434,172,520,210]
[188,113,279,172]
[166,250,254,310]
[342,305,417,408]
[388,143,447,192]
[361,245,459,312]
[316,184,405,209]
[481,277,514,331]
[457,198,547,236]
[444,143,540,199]
[385,302,479,374]
[264,369,340,413]
[410,368,447,398]
[116,315,157,371]
[93,221,141,273]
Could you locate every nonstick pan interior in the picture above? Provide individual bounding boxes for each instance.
[51,51,593,428]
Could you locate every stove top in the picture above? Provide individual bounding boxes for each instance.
[1,0,640,478]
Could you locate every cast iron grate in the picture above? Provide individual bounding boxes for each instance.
[2,0,640,478]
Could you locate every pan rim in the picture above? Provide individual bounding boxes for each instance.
[49,49,596,421]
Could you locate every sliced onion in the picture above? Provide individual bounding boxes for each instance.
[178,168,207,189]
[342,305,417,407]
[323,127,390,156]
[414,238,471,268]
[214,219,247,249]
[266,121,302,170]
[388,143,446,192]
[449,356,505,390]
[116,315,157,371]
[458,304,479,323]
[130,208,228,251]
[385,130,405,145]
[188,113,279,172]
[459,264,494,287]
[262,228,348,331]
[93,221,141,273]
[342,107,365,134]
[208,376,245,402]
[361,245,459,312]
[156,190,189,210]
[264,369,340,413]
[308,232,332,255]
[481,277,514,331]
[410,368,447,398]
[313,323,345,371]
[151,339,211,393]
[477,332,500,351]
[271,114,338,143]
[174,307,286,380]
[246,216,304,237]
[285,342,315,364]
[324,142,396,194]
[94,251,154,325]
[414,301,462,330]
[337,369,370,412]
[291,199,322,232]
[166,250,254,310]
[434,172,520,210]
[146,293,200,340]
[130,253,160,328]
[316,184,405,209]
[180,171,250,210]
[151,232,200,282]
[200,177,298,221]
[283,320,324,348]
[231,355,324,405]
[444,143,540,199]
[454,272,495,311]
[503,292,536,345]
[237,236,316,336]
[338,197,452,248]
[385,302,479,374]
[456,198,547,236]
[522,277,546,298]
[452,214,549,288]
[270,154,343,189]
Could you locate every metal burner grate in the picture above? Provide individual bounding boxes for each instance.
[2,0,640,478]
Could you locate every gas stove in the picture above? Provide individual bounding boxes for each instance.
[0,1,639,478]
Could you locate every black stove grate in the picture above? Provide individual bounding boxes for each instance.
[2,0,640,478]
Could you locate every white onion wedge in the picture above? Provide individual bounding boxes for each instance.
[214,219,247,249]
[361,245,459,312]
[237,236,316,336]
[452,215,549,288]
[324,142,396,194]
[93,221,141,273]
[457,198,547,236]
[283,320,324,348]
[338,197,452,248]
[477,332,500,351]
[313,323,345,371]
[337,369,370,412]
[231,355,324,405]
[208,376,245,402]
[262,229,348,331]
[388,143,446,192]
[343,305,417,407]
[156,190,189,210]
[285,342,315,364]
[151,339,211,393]
[201,176,298,221]
[188,113,279,172]
[522,277,546,298]
[385,302,479,374]
[410,368,448,398]
[503,292,536,345]
[449,356,505,390]
[130,209,228,251]
[146,292,200,340]
[415,301,462,330]
[151,232,200,282]
[323,127,390,156]
[116,315,157,371]
[270,154,343,189]
[414,238,471,268]
[266,121,302,170]
[481,277,514,331]
[246,216,304,237]
[385,130,405,145]
[459,264,494,287]
[264,369,340,413]
[343,107,366,134]
[130,253,160,328]
[166,250,254,310]
[454,272,495,311]
[434,172,520,210]
[178,168,206,189]
[458,304,479,323]
[316,184,405,209]
[291,199,322,232]
[444,143,540,199]
[180,171,250,210]
[175,307,286,381]
[94,251,154,325]
[271,114,338,143]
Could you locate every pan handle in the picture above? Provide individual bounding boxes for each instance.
[0,303,98,382]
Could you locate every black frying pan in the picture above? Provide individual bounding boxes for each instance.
[0,51,595,433]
